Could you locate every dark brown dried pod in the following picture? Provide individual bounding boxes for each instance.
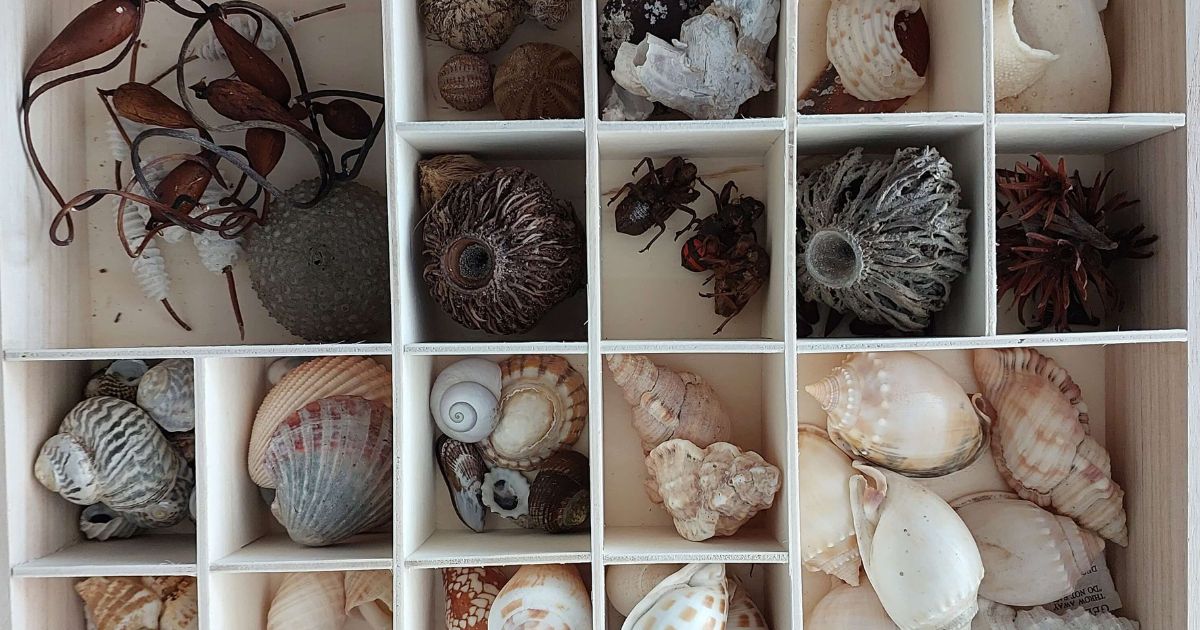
[246,128,286,176]
[420,0,525,54]
[155,151,218,211]
[191,79,319,144]
[25,0,141,83]
[436,435,487,533]
[438,54,493,112]
[109,82,197,129]
[494,43,583,120]
[313,99,373,140]
[422,167,585,335]
[210,13,291,104]
[418,154,489,210]
[528,450,589,534]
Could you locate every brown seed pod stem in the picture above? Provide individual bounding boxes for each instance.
[224,266,245,340]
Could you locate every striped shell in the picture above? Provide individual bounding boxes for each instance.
[489,563,591,629]
[345,570,392,629]
[267,572,347,630]
[494,43,584,120]
[264,396,393,546]
[84,360,148,402]
[35,397,186,514]
[436,436,488,532]
[528,450,589,533]
[79,504,139,541]
[137,359,195,432]
[481,355,587,471]
[606,353,732,455]
[420,0,525,53]
[622,563,728,630]
[250,356,392,487]
[443,566,507,630]
[439,54,493,112]
[75,576,162,630]
[124,464,194,529]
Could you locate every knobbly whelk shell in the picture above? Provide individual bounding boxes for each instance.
[75,576,162,630]
[798,424,861,586]
[489,563,591,629]
[494,43,584,120]
[84,359,148,402]
[605,353,732,454]
[345,570,392,629]
[267,572,347,630]
[827,0,927,101]
[605,563,684,617]
[430,357,502,444]
[481,355,587,471]
[622,563,728,630]
[436,436,488,533]
[444,566,507,630]
[527,450,590,533]
[137,358,195,432]
[439,54,493,112]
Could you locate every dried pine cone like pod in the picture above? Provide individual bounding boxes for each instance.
[528,0,569,28]
[422,167,585,335]
[420,0,525,54]
[418,154,489,210]
[494,43,584,120]
[438,53,493,112]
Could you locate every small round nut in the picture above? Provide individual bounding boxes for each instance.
[438,53,493,112]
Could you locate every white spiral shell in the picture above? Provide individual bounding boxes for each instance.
[489,564,591,630]
[430,358,501,443]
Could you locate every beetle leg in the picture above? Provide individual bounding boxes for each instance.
[673,204,701,239]
[632,156,655,176]
[697,176,720,200]
[639,222,668,253]
[607,181,638,205]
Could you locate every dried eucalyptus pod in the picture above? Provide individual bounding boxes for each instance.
[494,43,583,120]
[438,54,493,112]
[420,0,525,54]
[313,99,374,140]
[25,0,142,84]
[417,154,489,210]
[107,82,198,129]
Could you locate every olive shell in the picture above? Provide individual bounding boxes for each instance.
[420,0,525,54]
[438,54,493,112]
[494,43,583,120]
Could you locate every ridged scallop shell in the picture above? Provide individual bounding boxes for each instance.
[443,566,507,630]
[806,352,987,477]
[84,360,148,402]
[993,0,1058,100]
[645,440,781,542]
[806,580,898,629]
[851,463,983,630]
[827,0,927,101]
[605,564,684,617]
[482,467,530,520]
[345,570,392,629]
[952,491,1104,607]
[79,504,140,541]
[267,572,347,630]
[250,356,392,487]
[481,355,587,471]
[437,436,488,532]
[75,576,162,630]
[148,576,199,630]
[137,359,195,432]
[799,424,861,586]
[622,563,727,630]
[528,450,589,533]
[727,575,768,630]
[267,357,307,385]
[489,563,591,629]
[35,397,186,515]
[439,53,493,112]
[264,396,393,546]
[972,348,1127,546]
[606,354,732,454]
[494,43,584,120]
[431,358,502,444]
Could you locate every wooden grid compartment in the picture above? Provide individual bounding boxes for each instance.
[0,0,1196,627]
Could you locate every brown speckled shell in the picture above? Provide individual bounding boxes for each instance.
[439,54,493,112]
[494,43,583,120]
[443,566,507,630]
[420,0,525,53]
[528,450,589,533]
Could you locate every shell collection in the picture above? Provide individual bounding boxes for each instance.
[432,356,590,534]
[74,576,198,630]
[266,571,393,630]
[35,360,197,540]
[617,563,769,630]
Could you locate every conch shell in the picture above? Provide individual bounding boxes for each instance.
[488,563,591,629]
[345,570,392,629]
[622,563,728,630]
[993,0,1058,100]
[604,563,684,617]
[798,424,861,586]
[75,576,162,630]
[481,355,587,471]
[972,348,1127,546]
[827,0,927,101]
[267,572,347,630]
[851,463,983,630]
[430,358,502,443]
[805,352,987,477]
[443,566,507,630]
[645,440,781,542]
[606,354,731,454]
[807,579,898,629]
[953,491,1104,607]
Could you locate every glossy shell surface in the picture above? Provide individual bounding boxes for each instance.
[489,563,591,629]
[481,355,587,471]
[436,436,488,532]
[799,424,861,586]
[622,563,727,630]
[430,358,502,443]
[444,566,507,630]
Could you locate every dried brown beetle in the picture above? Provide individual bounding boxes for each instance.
[609,156,701,252]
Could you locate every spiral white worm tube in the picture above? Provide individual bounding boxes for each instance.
[191,183,243,274]
[197,12,296,61]
[120,200,171,303]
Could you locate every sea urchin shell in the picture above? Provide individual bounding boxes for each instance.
[493,43,584,120]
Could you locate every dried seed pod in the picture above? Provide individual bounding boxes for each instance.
[494,43,583,120]
[313,99,373,140]
[417,154,489,210]
[155,151,219,210]
[109,82,197,129]
[26,0,141,83]
[191,79,318,143]
[246,128,286,176]
[211,12,291,104]
[438,54,493,112]
[420,0,526,54]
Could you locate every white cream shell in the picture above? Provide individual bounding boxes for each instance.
[995,0,1111,113]
[430,358,502,443]
[992,0,1058,100]
[798,424,861,586]
[827,0,927,101]
[807,579,899,630]
[604,563,684,617]
[267,572,347,630]
[488,563,591,629]
[621,563,728,630]
[345,570,392,629]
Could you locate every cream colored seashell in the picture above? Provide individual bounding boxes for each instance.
[345,570,392,629]
[74,576,162,630]
[827,0,926,101]
[250,356,392,487]
[953,491,1104,607]
[267,572,347,630]
[606,354,731,454]
[799,424,861,586]
[850,463,983,630]
[972,598,1140,630]
[645,440,781,542]
[430,358,502,443]
[622,563,727,630]
[604,563,683,617]
[267,357,307,385]
[972,348,1127,546]
[807,579,899,630]
[806,352,986,477]
[727,575,768,630]
[995,0,1111,113]
[993,0,1058,100]
[137,358,195,432]
[488,563,591,629]
[972,598,1018,630]
[146,576,199,630]
[481,355,587,471]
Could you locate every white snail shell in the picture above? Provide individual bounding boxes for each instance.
[430,358,502,444]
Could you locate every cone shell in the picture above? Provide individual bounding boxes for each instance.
[481,355,587,471]
[606,354,731,454]
[430,358,502,444]
[645,440,781,542]
[436,436,488,533]
[267,572,347,630]
[806,580,898,629]
[621,563,727,630]
[953,491,1104,607]
[345,570,392,629]
[850,463,983,630]
[798,424,861,586]
[250,356,392,487]
[137,359,195,432]
[264,396,393,546]
[79,504,140,541]
[993,0,1058,100]
[827,0,927,101]
[493,43,584,120]
[489,563,591,629]
[972,348,1127,546]
[74,576,162,630]
[444,566,507,630]
[84,360,148,402]
[528,450,590,533]
[805,352,986,477]
[727,575,768,630]
[604,563,683,617]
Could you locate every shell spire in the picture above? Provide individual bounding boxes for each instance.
[605,354,731,454]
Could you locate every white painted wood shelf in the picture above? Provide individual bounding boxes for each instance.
[0,0,1196,628]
